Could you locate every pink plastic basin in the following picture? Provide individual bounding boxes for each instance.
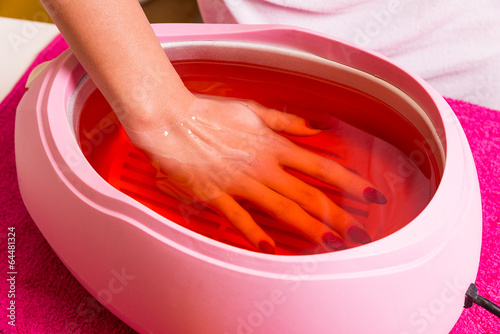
[15,24,481,334]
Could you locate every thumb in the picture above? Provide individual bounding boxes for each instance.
[251,104,323,136]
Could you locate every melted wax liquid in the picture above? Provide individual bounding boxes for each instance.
[79,60,440,255]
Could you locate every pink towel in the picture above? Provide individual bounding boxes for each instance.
[0,35,499,334]
[0,35,135,334]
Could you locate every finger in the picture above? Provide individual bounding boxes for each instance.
[278,145,387,205]
[238,180,347,251]
[260,168,371,244]
[247,102,322,136]
[155,173,195,205]
[151,155,197,187]
[207,193,276,254]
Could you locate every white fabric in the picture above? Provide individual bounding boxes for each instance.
[0,18,59,101]
[198,0,500,110]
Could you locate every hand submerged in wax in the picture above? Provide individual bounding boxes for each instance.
[123,94,387,254]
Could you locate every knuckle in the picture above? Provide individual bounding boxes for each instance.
[314,158,336,180]
[273,113,296,132]
[266,112,282,129]
[301,222,324,237]
[243,99,258,108]
[225,207,250,223]
[295,187,322,205]
[196,183,220,202]
[273,198,299,218]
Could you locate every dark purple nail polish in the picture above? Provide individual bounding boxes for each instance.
[308,120,332,130]
[347,226,372,244]
[322,232,348,251]
[363,187,387,204]
[258,240,275,254]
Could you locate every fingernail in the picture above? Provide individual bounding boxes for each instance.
[308,120,332,130]
[363,187,387,204]
[322,232,348,251]
[347,226,372,244]
[258,240,276,254]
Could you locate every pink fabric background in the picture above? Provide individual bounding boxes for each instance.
[0,35,498,333]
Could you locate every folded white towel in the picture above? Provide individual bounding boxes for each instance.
[198,0,500,110]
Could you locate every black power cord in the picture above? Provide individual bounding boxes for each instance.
[464,283,500,317]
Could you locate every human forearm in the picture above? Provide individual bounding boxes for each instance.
[40,0,194,129]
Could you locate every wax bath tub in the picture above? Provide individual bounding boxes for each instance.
[15,24,481,333]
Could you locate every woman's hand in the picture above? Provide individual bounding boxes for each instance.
[124,94,386,254]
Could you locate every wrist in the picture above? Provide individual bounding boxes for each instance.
[116,83,195,131]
